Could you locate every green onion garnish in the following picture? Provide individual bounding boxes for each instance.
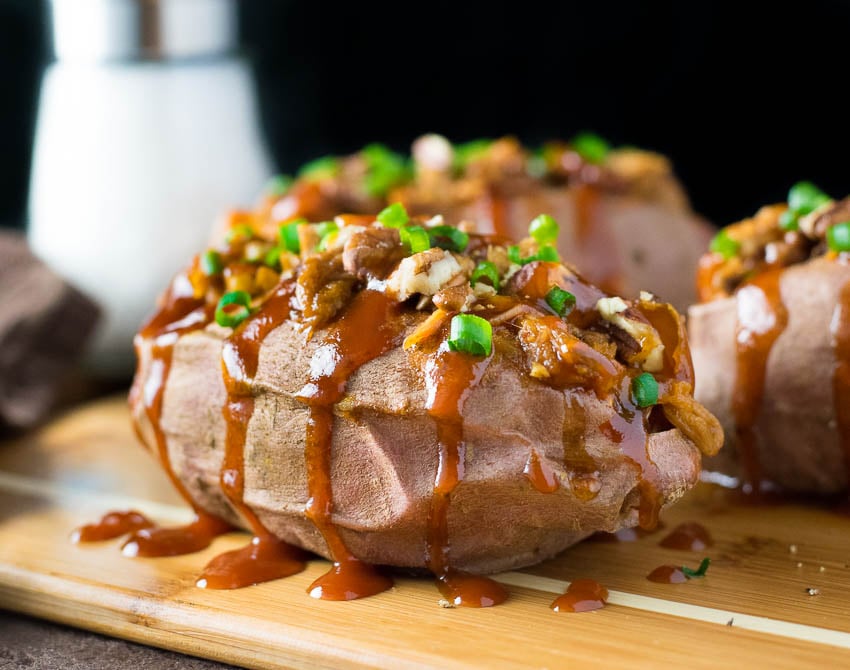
[778,209,799,232]
[632,372,659,408]
[377,202,410,228]
[278,219,303,254]
[470,261,500,290]
[447,314,493,357]
[428,225,470,253]
[264,246,284,269]
[545,286,576,316]
[200,250,223,276]
[529,214,559,244]
[453,138,493,172]
[827,221,850,252]
[265,174,293,197]
[571,132,610,164]
[215,291,252,328]
[361,143,412,197]
[681,558,711,579]
[709,230,739,260]
[787,181,830,215]
[225,224,254,245]
[298,155,340,180]
[399,225,431,254]
[314,221,340,252]
[507,243,560,265]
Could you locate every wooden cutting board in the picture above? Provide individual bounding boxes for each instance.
[2,396,850,669]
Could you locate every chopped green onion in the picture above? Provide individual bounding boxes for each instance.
[447,314,492,357]
[470,261,500,290]
[571,132,610,164]
[265,174,293,197]
[709,230,739,260]
[278,219,303,254]
[453,138,492,171]
[200,250,223,276]
[545,286,576,316]
[529,214,559,244]
[778,209,799,232]
[827,221,850,252]
[428,225,469,253]
[507,243,560,265]
[225,224,254,245]
[297,155,340,180]
[264,246,284,269]
[632,372,659,407]
[314,221,340,252]
[535,244,560,262]
[788,181,830,215]
[399,225,431,254]
[215,291,252,328]
[377,202,410,228]
[361,143,412,197]
[526,148,548,178]
[681,558,711,579]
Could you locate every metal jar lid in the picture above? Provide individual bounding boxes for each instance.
[49,0,237,63]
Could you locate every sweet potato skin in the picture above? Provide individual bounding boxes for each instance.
[133,317,702,574]
[689,257,850,493]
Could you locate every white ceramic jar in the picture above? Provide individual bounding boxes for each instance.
[28,0,273,376]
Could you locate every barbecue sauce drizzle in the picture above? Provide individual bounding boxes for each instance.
[573,183,624,297]
[731,267,788,495]
[550,578,609,612]
[197,280,307,589]
[295,290,404,600]
[831,280,850,488]
[96,277,233,555]
[424,347,507,607]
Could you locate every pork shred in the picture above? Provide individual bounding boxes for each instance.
[660,381,724,456]
[296,251,356,330]
[342,225,406,279]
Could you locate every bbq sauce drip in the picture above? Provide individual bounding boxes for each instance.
[523,449,560,493]
[647,565,688,584]
[71,511,153,543]
[732,267,788,495]
[296,290,404,600]
[831,280,850,490]
[198,281,307,590]
[76,278,232,555]
[424,347,507,608]
[550,578,608,612]
[573,184,623,296]
[659,522,713,551]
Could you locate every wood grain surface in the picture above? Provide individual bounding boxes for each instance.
[1,396,849,669]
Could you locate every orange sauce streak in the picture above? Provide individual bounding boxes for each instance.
[198,281,307,590]
[71,511,153,543]
[831,280,850,491]
[296,290,404,600]
[550,578,608,612]
[659,522,713,551]
[424,348,508,607]
[647,565,688,584]
[523,449,560,493]
[732,267,788,495]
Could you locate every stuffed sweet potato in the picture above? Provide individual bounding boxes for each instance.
[690,182,850,494]
[129,205,721,605]
[225,134,712,311]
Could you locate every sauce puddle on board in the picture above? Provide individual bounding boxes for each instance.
[647,565,688,584]
[550,578,609,613]
[659,522,713,551]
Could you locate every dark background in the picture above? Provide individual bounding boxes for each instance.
[2,0,849,229]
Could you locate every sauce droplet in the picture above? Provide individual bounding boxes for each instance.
[523,449,560,493]
[550,578,609,613]
[659,522,714,551]
[197,535,307,590]
[647,565,688,584]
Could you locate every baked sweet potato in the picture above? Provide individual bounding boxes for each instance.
[129,206,721,600]
[689,184,850,494]
[222,135,713,311]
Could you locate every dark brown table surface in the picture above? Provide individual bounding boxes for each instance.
[0,611,236,669]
